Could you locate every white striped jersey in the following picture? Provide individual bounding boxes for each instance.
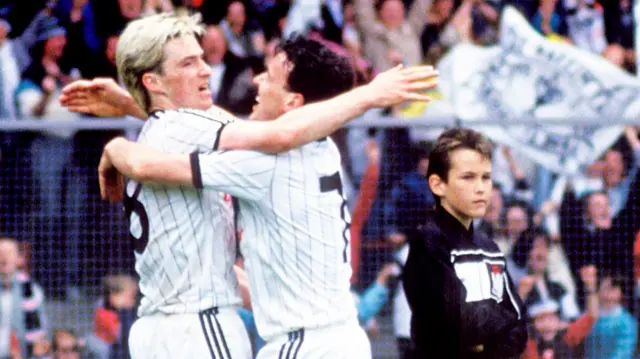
[127,108,241,317]
[190,138,358,340]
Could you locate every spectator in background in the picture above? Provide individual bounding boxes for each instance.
[420,0,455,58]
[477,184,503,239]
[511,227,580,322]
[0,9,23,238]
[522,270,598,359]
[1,6,73,240]
[54,0,101,78]
[495,201,532,257]
[51,329,83,359]
[219,1,265,61]
[89,33,119,80]
[564,0,608,55]
[476,184,503,239]
[522,266,598,359]
[4,0,49,38]
[341,1,363,57]
[0,6,51,118]
[584,273,637,359]
[579,127,640,220]
[354,0,431,72]
[260,1,289,43]
[560,185,639,312]
[85,274,137,359]
[201,25,256,116]
[469,0,501,45]
[601,0,635,72]
[16,16,84,300]
[529,0,568,36]
[492,146,535,205]
[384,143,434,248]
[94,0,143,43]
[0,237,48,359]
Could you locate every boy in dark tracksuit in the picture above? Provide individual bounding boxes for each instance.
[402,128,528,359]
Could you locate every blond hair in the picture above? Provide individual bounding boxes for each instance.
[116,11,204,113]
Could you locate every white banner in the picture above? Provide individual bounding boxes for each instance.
[437,6,640,174]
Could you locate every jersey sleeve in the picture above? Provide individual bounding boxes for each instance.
[160,109,234,154]
[190,150,276,201]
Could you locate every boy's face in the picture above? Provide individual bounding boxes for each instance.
[534,312,560,342]
[431,148,492,224]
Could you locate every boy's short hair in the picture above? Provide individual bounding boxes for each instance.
[426,128,493,183]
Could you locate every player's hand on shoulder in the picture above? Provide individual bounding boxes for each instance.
[364,64,438,108]
[60,77,133,118]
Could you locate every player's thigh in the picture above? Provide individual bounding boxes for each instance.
[128,310,252,359]
[257,325,371,359]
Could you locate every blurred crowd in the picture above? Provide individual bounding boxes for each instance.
[0,0,640,358]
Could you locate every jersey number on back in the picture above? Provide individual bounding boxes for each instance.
[320,172,351,263]
[123,183,150,254]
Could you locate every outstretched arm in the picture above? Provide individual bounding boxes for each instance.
[98,137,275,202]
[62,65,438,153]
[219,65,437,152]
[98,138,189,200]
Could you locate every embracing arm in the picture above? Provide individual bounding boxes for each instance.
[99,137,276,201]
[99,138,191,196]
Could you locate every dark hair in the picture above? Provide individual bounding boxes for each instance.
[599,271,631,306]
[427,128,493,183]
[415,141,432,160]
[375,0,399,11]
[512,227,550,268]
[600,272,628,293]
[276,35,355,104]
[501,200,534,230]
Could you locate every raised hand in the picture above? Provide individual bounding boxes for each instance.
[59,78,138,118]
[518,275,536,299]
[580,265,598,293]
[363,64,438,108]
